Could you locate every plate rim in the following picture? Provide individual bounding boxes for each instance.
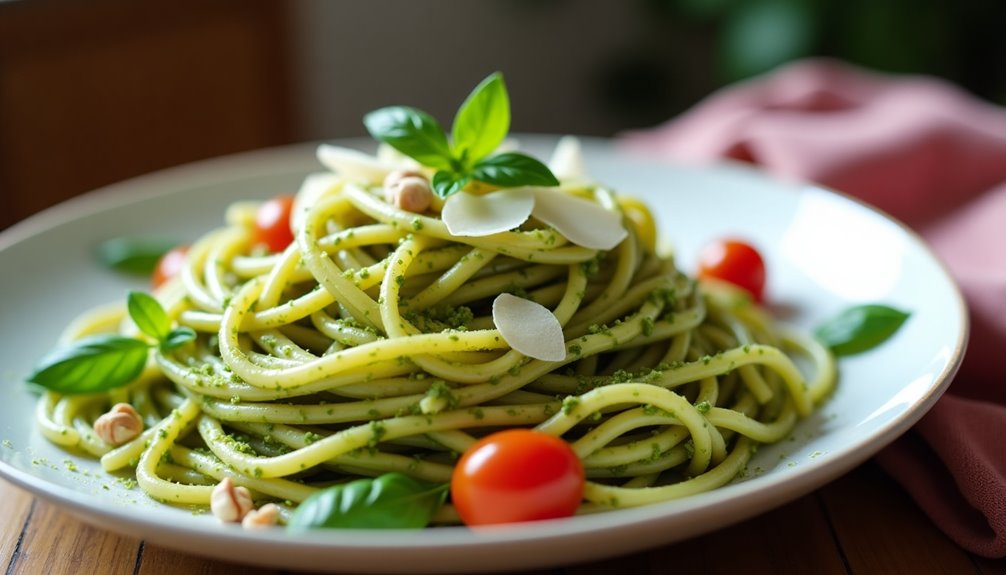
[0,137,970,572]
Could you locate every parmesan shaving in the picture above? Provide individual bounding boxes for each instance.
[441,189,534,237]
[491,293,566,362]
[548,136,587,182]
[317,144,395,184]
[531,190,627,250]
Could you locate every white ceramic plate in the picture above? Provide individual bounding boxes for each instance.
[0,137,967,573]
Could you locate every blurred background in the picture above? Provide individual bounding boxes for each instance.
[2,0,1005,230]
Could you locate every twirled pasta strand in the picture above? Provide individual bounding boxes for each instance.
[36,176,836,521]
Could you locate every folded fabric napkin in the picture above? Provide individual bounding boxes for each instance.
[621,58,1006,558]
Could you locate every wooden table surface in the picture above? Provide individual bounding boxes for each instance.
[2,462,1002,575]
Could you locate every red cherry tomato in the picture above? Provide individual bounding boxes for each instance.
[152,246,189,288]
[254,195,295,252]
[451,429,584,526]
[697,238,766,302]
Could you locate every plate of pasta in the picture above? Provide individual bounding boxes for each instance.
[0,78,966,574]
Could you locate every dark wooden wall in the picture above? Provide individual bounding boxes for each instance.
[0,0,293,230]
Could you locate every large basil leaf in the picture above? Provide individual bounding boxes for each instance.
[451,72,510,163]
[363,106,453,170]
[95,236,179,275]
[815,304,910,356]
[26,335,151,394]
[288,473,448,530]
[470,152,559,188]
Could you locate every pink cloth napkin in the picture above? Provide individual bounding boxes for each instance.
[621,58,1006,558]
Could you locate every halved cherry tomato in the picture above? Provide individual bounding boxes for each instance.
[254,195,295,252]
[451,429,584,526]
[152,245,189,288]
[697,238,766,302]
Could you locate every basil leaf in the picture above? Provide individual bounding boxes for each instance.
[470,152,560,188]
[363,106,453,169]
[96,237,179,275]
[451,72,510,164]
[26,335,151,394]
[161,327,196,351]
[432,170,470,199]
[127,291,170,341]
[288,473,448,530]
[815,304,910,356]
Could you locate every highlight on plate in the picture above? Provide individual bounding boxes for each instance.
[28,72,907,531]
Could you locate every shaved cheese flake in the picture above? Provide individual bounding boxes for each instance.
[291,173,340,234]
[492,293,566,362]
[441,189,534,237]
[531,189,627,250]
[317,144,394,184]
[548,136,587,181]
[376,143,425,171]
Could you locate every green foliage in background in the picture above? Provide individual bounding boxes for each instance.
[659,0,1006,102]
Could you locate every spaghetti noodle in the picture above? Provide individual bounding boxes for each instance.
[33,139,836,524]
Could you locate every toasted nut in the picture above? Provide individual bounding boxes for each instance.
[242,503,280,529]
[390,177,433,213]
[93,403,143,445]
[211,478,254,522]
[384,171,432,213]
[383,169,425,192]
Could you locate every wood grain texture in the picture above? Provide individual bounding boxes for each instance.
[0,480,35,568]
[641,494,848,575]
[8,498,140,575]
[821,461,978,575]
[137,543,275,575]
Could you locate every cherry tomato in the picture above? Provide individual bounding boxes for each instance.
[152,245,189,288]
[451,429,584,526]
[697,238,766,302]
[254,195,295,252]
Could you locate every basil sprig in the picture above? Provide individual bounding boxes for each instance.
[815,304,910,356]
[96,237,180,275]
[288,473,448,530]
[27,291,195,394]
[364,72,559,198]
